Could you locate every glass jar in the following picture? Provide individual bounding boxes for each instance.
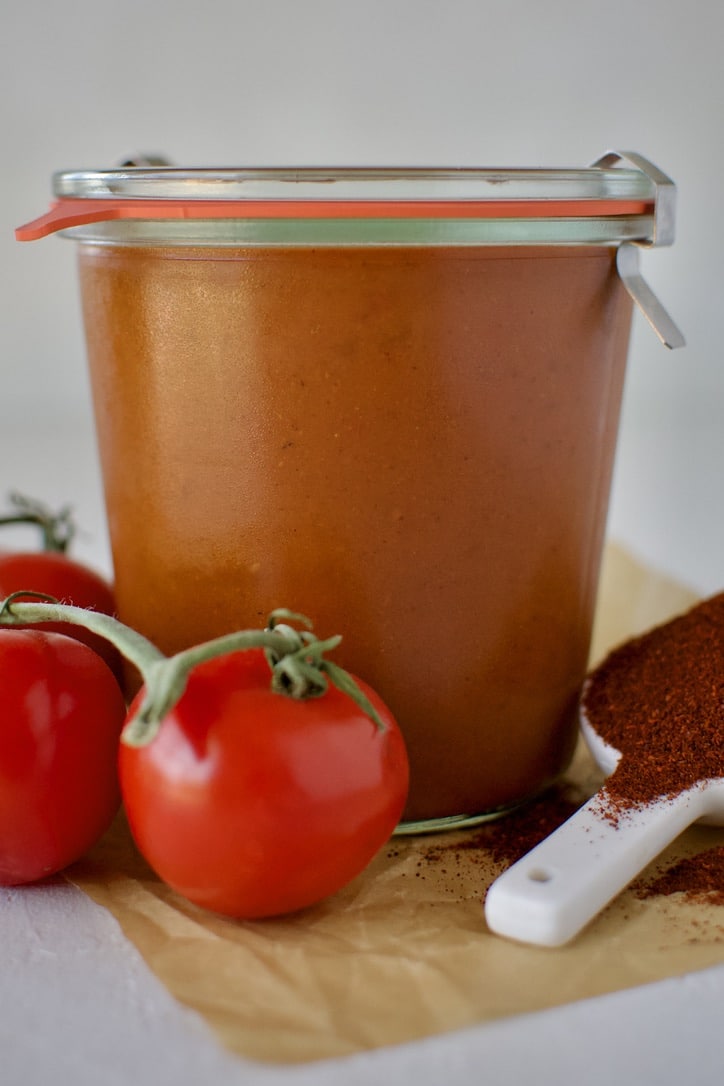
[17,153,682,830]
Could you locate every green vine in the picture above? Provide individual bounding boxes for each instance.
[0,596,385,746]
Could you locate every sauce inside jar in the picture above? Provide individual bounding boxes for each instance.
[78,243,632,824]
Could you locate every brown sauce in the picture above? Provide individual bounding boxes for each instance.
[78,244,632,822]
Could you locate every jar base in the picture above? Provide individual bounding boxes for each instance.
[394,803,522,836]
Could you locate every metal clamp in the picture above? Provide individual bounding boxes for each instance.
[592,151,684,349]
[616,243,685,349]
[592,149,677,247]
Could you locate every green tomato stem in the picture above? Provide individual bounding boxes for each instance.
[0,594,165,675]
[0,492,76,553]
[0,595,385,746]
[126,624,384,746]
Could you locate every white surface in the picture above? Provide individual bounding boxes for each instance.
[2,1,724,1082]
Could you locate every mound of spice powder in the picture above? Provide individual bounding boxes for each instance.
[581,592,724,813]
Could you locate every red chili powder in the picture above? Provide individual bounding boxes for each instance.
[581,592,724,812]
[468,790,583,866]
[416,787,583,872]
[634,846,724,906]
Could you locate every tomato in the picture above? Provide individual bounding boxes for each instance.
[119,647,409,918]
[0,550,122,684]
[0,629,127,885]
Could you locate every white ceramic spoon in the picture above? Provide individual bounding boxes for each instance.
[483,712,724,947]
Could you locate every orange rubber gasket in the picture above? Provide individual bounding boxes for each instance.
[16,197,654,242]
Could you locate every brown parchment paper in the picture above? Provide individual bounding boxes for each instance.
[68,544,724,1065]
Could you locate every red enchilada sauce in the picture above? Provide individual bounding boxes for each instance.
[78,243,632,823]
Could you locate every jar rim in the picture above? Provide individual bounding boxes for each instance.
[51,164,655,205]
[15,153,677,247]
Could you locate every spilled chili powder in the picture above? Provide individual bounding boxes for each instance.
[581,592,724,812]
[634,846,724,906]
[412,786,583,877]
[465,789,583,867]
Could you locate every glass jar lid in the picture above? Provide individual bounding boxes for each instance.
[16,150,676,249]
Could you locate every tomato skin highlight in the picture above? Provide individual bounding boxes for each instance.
[119,648,409,918]
[0,629,127,885]
[0,551,122,682]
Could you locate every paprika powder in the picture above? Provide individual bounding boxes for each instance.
[582,592,724,811]
[635,846,724,906]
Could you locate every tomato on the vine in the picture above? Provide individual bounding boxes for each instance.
[0,629,127,885]
[119,646,409,919]
[0,599,409,917]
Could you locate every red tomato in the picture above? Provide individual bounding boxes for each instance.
[119,647,409,918]
[0,551,122,684]
[0,629,127,885]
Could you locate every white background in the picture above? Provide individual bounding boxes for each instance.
[1,3,724,1084]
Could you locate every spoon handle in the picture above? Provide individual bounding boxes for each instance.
[484,787,701,946]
